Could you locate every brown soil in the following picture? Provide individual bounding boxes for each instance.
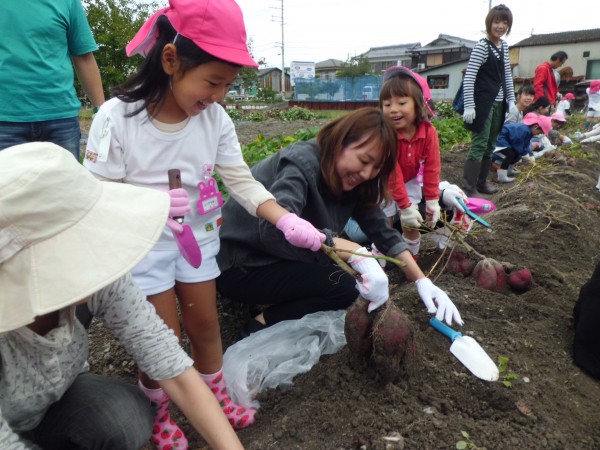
[87,117,600,450]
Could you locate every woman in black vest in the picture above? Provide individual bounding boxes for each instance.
[461,4,517,197]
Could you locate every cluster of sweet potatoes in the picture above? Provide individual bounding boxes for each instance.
[344,297,416,383]
[445,251,534,294]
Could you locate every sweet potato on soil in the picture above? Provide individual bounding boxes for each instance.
[371,303,416,383]
[445,251,475,277]
[507,267,535,292]
[344,296,374,356]
[471,258,509,294]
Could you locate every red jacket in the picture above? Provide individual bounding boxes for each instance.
[388,121,441,209]
[534,61,558,104]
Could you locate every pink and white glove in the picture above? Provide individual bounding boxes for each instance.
[425,200,441,228]
[415,277,463,326]
[440,181,468,212]
[167,188,190,234]
[276,213,326,251]
[399,204,423,229]
[349,247,389,312]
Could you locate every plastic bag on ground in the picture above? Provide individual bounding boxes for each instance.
[222,309,347,409]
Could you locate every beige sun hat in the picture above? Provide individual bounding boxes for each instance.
[0,142,169,333]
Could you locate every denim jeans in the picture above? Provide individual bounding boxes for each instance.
[0,117,81,160]
[21,372,154,450]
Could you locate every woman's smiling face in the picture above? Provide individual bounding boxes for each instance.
[335,137,385,191]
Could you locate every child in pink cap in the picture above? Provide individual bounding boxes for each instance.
[378,66,442,258]
[492,113,552,182]
[557,92,575,116]
[84,0,324,447]
[585,80,600,130]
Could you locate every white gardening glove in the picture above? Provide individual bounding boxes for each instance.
[439,181,468,212]
[562,136,572,144]
[463,107,476,124]
[425,200,441,228]
[508,101,519,117]
[399,204,423,229]
[348,247,389,312]
[415,277,463,326]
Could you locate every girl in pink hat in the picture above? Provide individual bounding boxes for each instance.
[557,92,575,117]
[492,113,552,182]
[585,80,600,130]
[84,0,324,446]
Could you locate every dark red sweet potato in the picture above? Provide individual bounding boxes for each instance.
[507,267,534,292]
[471,258,509,294]
[371,303,416,383]
[344,296,374,356]
[445,251,475,277]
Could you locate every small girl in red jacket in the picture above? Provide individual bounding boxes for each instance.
[379,66,441,256]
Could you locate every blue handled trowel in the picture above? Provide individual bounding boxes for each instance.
[430,318,499,381]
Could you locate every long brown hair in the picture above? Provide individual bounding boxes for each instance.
[317,107,397,206]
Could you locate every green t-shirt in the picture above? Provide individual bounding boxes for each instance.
[0,0,98,121]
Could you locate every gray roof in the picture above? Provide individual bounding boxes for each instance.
[361,42,421,58]
[415,34,477,53]
[427,34,478,47]
[315,59,344,69]
[512,28,600,47]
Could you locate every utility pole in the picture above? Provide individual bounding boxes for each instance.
[280,0,285,95]
[272,1,285,96]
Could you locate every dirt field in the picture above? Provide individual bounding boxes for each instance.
[87,116,600,450]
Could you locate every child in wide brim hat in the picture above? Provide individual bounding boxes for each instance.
[0,142,244,450]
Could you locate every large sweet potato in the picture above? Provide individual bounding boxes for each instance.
[344,296,374,356]
[471,258,509,294]
[371,303,416,383]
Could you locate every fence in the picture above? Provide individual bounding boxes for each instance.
[293,75,383,102]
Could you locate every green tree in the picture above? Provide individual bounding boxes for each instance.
[236,38,264,95]
[336,55,373,78]
[82,0,163,100]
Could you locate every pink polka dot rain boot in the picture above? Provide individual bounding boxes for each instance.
[138,380,188,450]
[199,368,256,429]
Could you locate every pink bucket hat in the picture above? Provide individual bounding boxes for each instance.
[383,66,432,102]
[551,112,566,122]
[563,93,575,100]
[126,0,258,68]
[590,80,600,94]
[522,113,552,135]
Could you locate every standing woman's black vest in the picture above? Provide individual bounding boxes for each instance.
[466,39,506,134]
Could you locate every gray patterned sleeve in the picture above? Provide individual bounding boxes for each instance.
[88,275,193,380]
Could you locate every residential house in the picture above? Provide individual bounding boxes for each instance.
[315,59,344,80]
[410,34,477,71]
[510,29,600,109]
[418,59,470,102]
[408,34,476,101]
[258,67,291,94]
[510,28,600,80]
[360,43,421,73]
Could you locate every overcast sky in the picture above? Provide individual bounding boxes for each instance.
[235,0,600,69]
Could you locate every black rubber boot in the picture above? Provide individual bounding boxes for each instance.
[476,157,499,194]
[462,158,481,197]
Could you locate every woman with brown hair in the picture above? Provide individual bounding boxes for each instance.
[216,108,463,338]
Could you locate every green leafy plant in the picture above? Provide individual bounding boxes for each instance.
[432,116,471,153]
[497,356,519,388]
[276,106,320,121]
[456,430,478,449]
